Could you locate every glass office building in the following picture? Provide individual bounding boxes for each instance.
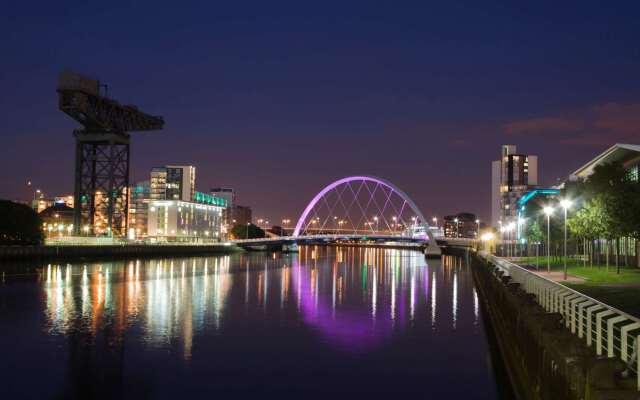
[147,195,226,241]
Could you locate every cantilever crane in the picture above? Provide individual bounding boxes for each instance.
[57,71,164,236]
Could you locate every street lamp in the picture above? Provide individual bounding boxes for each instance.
[246,222,250,239]
[481,232,494,253]
[475,219,480,238]
[560,199,573,280]
[373,216,379,232]
[454,218,459,238]
[506,222,516,257]
[543,206,554,273]
[516,217,525,256]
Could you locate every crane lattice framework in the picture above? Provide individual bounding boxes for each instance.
[57,72,164,236]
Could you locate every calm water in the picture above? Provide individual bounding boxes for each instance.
[0,246,510,399]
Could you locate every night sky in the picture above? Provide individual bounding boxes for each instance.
[2,1,639,223]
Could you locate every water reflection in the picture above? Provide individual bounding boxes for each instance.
[42,257,232,360]
[0,246,507,399]
[39,249,483,356]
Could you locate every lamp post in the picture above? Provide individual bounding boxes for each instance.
[373,216,379,233]
[392,216,397,234]
[481,232,494,253]
[543,206,553,274]
[499,226,506,256]
[246,222,250,240]
[432,217,438,228]
[454,218,459,238]
[517,217,526,257]
[560,199,572,280]
[475,219,480,239]
[507,222,515,257]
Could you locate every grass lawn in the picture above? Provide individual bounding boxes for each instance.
[516,256,640,285]
[515,256,640,317]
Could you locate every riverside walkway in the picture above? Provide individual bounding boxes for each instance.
[478,251,640,392]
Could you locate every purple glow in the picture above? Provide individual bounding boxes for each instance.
[291,260,393,352]
[293,175,433,242]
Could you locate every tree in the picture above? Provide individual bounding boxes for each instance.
[568,195,610,267]
[0,200,44,245]
[230,223,265,240]
[525,220,544,244]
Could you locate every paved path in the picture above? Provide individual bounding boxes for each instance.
[508,261,586,283]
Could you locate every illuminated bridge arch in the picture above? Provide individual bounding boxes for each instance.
[293,175,439,253]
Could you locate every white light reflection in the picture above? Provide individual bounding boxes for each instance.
[431,270,436,328]
[410,266,415,321]
[473,288,479,326]
[372,265,377,319]
[452,271,457,330]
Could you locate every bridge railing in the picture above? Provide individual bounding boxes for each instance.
[232,234,429,244]
[480,251,640,390]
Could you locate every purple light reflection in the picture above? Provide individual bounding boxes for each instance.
[292,261,393,352]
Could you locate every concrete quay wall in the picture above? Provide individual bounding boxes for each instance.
[471,252,638,400]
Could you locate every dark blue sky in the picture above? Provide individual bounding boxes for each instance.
[2,1,639,222]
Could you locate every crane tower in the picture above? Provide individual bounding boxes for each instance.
[57,72,164,236]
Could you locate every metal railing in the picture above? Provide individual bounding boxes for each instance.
[233,233,430,242]
[44,237,229,247]
[480,251,640,390]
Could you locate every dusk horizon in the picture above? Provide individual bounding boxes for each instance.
[3,2,640,223]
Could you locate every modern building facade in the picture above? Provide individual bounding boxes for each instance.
[491,145,538,228]
[443,212,478,238]
[210,187,235,209]
[569,143,640,182]
[128,180,151,237]
[40,203,74,237]
[567,143,640,265]
[147,199,225,241]
[150,165,196,202]
[32,194,74,213]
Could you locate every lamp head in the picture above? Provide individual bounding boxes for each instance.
[560,199,572,209]
[481,232,494,241]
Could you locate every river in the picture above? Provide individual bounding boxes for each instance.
[0,246,512,399]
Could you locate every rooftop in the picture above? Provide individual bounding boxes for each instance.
[572,143,640,179]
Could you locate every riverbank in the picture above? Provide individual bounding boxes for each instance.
[472,252,638,399]
[0,243,243,263]
[512,256,640,318]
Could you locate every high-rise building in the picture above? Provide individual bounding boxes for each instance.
[150,165,196,202]
[491,145,538,227]
[129,181,151,237]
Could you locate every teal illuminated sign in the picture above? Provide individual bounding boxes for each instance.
[194,191,227,207]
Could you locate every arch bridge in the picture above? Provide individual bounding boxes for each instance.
[235,176,443,256]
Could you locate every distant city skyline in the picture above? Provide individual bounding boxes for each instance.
[2,2,640,222]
